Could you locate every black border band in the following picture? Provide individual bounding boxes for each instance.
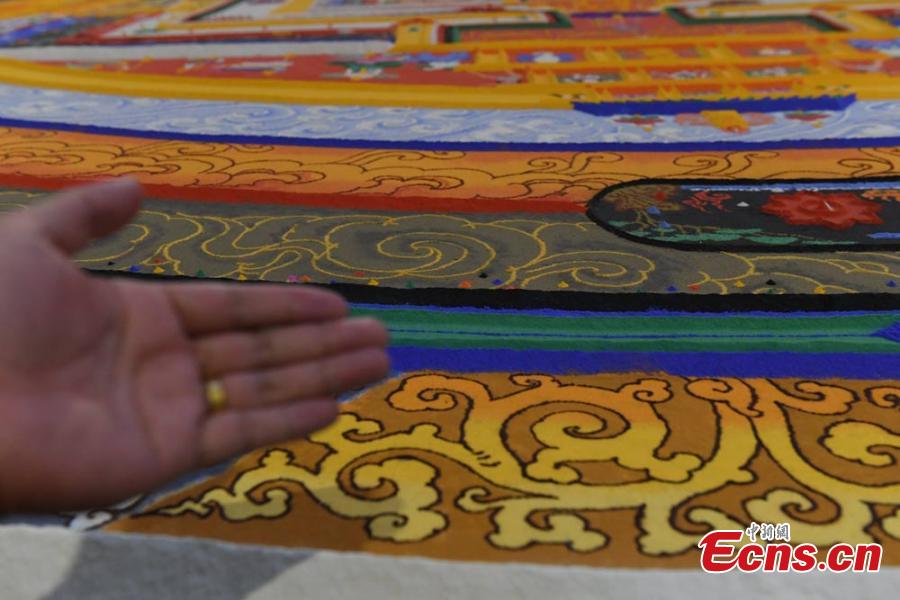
[89,270,900,312]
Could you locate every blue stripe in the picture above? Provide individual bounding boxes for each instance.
[574,95,856,116]
[0,18,79,46]
[389,347,900,378]
[877,323,900,343]
[3,116,899,153]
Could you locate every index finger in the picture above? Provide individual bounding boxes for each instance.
[18,179,144,255]
[160,281,349,336]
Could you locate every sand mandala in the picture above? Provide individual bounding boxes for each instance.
[0,0,896,569]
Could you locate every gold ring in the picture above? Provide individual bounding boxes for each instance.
[205,380,228,412]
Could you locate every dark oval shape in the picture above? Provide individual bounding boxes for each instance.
[587,177,900,252]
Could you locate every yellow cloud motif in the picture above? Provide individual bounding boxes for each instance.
[822,422,899,467]
[123,373,900,567]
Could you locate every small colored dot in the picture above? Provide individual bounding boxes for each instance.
[492,279,503,285]
[129,265,141,273]
[688,284,700,291]
[368,279,380,286]
[888,280,897,288]
[459,281,472,289]
[667,286,678,292]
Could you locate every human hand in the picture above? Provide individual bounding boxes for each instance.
[0,179,390,512]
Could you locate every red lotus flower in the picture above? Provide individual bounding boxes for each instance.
[762,191,884,230]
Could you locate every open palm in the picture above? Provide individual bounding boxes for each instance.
[0,179,389,512]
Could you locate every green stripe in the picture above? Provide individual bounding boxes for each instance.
[351,307,900,353]
[354,307,897,335]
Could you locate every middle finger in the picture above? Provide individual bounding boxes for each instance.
[194,317,389,379]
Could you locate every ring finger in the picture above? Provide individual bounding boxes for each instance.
[207,346,391,410]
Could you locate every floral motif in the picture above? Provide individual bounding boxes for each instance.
[761,191,884,230]
[862,189,900,202]
[405,52,471,70]
[785,111,830,123]
[675,112,775,133]
[605,184,683,212]
[614,114,665,131]
[683,190,731,212]
[589,179,900,250]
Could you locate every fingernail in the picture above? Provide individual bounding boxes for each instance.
[350,318,390,339]
[349,317,384,327]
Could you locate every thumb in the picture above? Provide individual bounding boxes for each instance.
[23,178,144,255]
